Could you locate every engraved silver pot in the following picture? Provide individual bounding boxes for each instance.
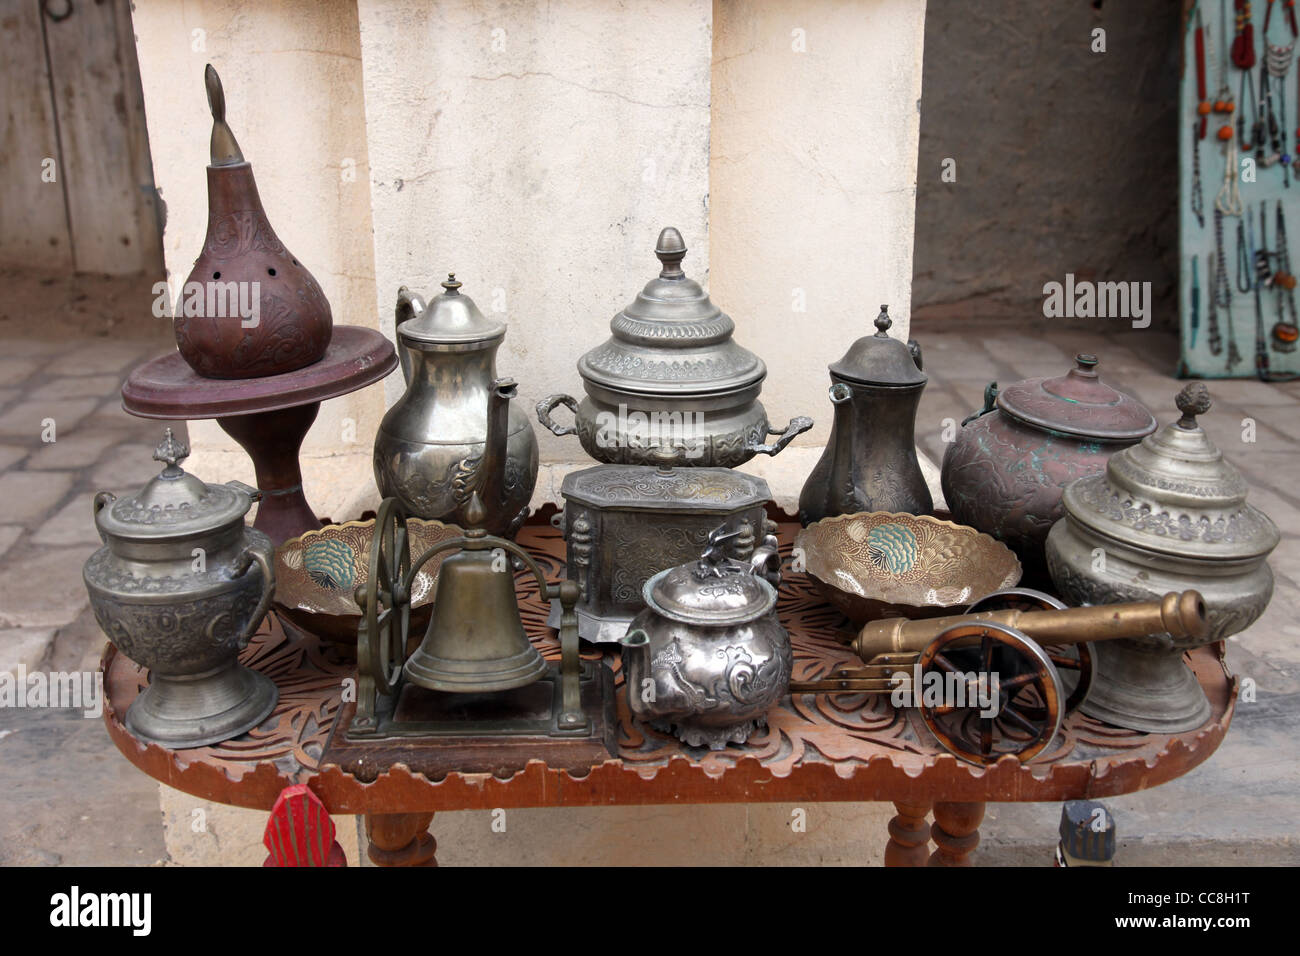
[373,276,539,537]
[620,530,791,750]
[537,228,811,466]
[549,449,774,643]
[83,430,276,748]
[1045,384,1279,732]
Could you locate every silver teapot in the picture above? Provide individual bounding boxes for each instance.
[83,429,276,748]
[621,528,791,749]
[373,276,539,537]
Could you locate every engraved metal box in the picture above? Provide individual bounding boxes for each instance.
[548,457,773,643]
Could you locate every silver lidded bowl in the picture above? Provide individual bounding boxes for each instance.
[84,429,277,748]
[1046,384,1279,733]
[537,227,812,466]
[620,528,791,749]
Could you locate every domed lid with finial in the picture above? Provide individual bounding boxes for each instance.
[997,353,1156,440]
[577,227,766,395]
[1061,383,1279,562]
[828,305,927,387]
[95,428,256,543]
[397,274,507,349]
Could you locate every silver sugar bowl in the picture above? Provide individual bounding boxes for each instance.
[1046,384,1279,732]
[621,528,791,749]
[84,429,277,748]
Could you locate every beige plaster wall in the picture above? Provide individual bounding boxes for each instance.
[354,0,713,504]
[710,0,928,499]
[130,0,382,523]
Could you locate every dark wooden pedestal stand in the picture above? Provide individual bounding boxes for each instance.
[120,327,397,545]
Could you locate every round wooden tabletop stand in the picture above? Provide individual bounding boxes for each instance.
[102,519,1238,867]
[119,326,397,546]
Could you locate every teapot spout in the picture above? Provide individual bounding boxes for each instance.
[478,377,517,515]
[620,627,650,665]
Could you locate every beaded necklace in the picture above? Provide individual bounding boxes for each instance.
[1263,0,1297,181]
[1208,250,1225,356]
[1271,201,1299,349]
[1233,0,1258,67]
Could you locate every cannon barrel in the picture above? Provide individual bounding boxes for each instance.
[851,591,1208,662]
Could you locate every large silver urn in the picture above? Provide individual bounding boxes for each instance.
[83,430,277,748]
[1045,384,1279,732]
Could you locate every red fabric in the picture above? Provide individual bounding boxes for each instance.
[262,784,348,867]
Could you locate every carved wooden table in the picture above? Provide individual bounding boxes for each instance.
[101,517,1237,866]
[120,326,397,545]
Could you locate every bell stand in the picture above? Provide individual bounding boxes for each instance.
[323,498,617,777]
[120,326,398,546]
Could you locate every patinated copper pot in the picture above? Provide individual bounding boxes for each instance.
[174,66,332,379]
[940,354,1156,576]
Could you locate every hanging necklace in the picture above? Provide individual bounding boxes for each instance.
[1237,216,1255,290]
[1209,250,1225,355]
[1234,0,1258,68]
[1272,200,1300,349]
[1264,0,1298,180]
[1217,135,1245,214]
[1193,123,1206,228]
[1197,8,1212,140]
[1215,0,1237,134]
[1192,256,1203,349]
[1238,51,1260,147]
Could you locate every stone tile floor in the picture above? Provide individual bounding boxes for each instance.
[0,296,1296,864]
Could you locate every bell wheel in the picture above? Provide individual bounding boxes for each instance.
[917,621,1064,766]
[357,498,411,697]
[966,588,1092,715]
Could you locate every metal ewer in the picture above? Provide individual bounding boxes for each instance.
[373,275,539,538]
[83,429,277,748]
[799,305,933,524]
[537,227,812,466]
[1046,383,1279,733]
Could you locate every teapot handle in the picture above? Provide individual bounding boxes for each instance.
[536,393,580,437]
[960,382,999,426]
[233,546,275,650]
[395,287,427,385]
[92,491,116,544]
[746,415,814,457]
[748,534,782,589]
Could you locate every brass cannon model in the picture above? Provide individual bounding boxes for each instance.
[790,589,1208,766]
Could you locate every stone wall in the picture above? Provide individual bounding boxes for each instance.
[911,0,1180,329]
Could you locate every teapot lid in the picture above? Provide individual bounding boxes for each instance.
[828,306,926,387]
[398,274,506,348]
[997,353,1156,441]
[95,429,254,542]
[577,228,766,396]
[1061,384,1279,562]
[643,531,777,625]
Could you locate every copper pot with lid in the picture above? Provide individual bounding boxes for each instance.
[536,227,812,466]
[940,353,1157,575]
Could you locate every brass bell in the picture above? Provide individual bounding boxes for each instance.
[402,494,547,693]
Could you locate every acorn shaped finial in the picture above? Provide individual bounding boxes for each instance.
[1176,382,1212,429]
[655,227,687,279]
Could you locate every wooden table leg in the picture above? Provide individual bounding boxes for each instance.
[884,801,932,867]
[217,402,322,546]
[365,812,438,867]
[929,801,984,866]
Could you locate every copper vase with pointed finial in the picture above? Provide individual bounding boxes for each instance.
[174,64,333,379]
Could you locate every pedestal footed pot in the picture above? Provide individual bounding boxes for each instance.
[799,305,932,524]
[621,529,791,750]
[373,275,538,538]
[941,353,1156,577]
[537,227,811,466]
[174,66,332,379]
[1046,384,1279,733]
[83,429,277,749]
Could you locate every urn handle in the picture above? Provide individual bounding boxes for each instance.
[536,393,580,437]
[746,415,814,457]
[233,546,275,650]
[92,491,116,543]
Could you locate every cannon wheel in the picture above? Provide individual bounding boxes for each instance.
[966,588,1092,716]
[917,621,1065,766]
[356,498,411,697]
